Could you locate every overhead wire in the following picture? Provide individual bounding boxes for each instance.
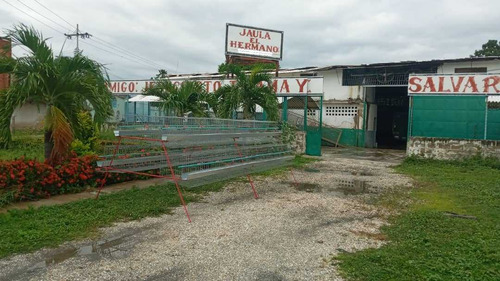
[80,40,160,70]
[16,0,72,32]
[4,0,164,72]
[32,0,168,70]
[91,36,166,69]
[2,0,67,35]
[33,0,75,29]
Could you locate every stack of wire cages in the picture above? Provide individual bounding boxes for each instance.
[97,115,294,188]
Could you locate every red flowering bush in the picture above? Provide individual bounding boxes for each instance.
[0,155,139,206]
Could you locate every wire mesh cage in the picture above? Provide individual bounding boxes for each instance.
[96,115,296,222]
[98,115,293,186]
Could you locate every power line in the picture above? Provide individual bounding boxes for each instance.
[33,0,75,29]
[31,0,167,70]
[92,36,165,68]
[17,0,72,32]
[64,24,92,54]
[80,40,160,70]
[4,0,167,71]
[2,0,66,35]
[90,37,166,69]
[109,72,128,80]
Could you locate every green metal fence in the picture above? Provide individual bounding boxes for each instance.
[410,96,486,139]
[487,109,500,140]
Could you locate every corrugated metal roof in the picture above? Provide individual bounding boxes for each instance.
[165,56,500,79]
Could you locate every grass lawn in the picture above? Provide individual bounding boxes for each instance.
[0,129,119,161]
[0,155,316,258]
[336,157,500,281]
[0,183,221,258]
[0,130,45,161]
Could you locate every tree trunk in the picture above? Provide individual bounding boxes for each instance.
[242,106,255,120]
[44,130,53,162]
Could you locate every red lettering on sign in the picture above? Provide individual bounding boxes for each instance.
[280,80,290,93]
[483,76,500,93]
[239,29,272,40]
[109,82,118,92]
[146,81,155,91]
[408,77,422,92]
[272,80,278,92]
[128,82,135,93]
[463,76,479,93]
[423,77,436,92]
[437,77,451,92]
[120,82,127,93]
[451,76,465,92]
[204,81,212,91]
[213,81,221,92]
[296,79,310,93]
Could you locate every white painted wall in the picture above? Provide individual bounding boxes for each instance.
[317,69,364,101]
[321,101,362,129]
[11,103,46,129]
[437,60,500,74]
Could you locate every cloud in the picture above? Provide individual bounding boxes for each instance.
[1,0,499,79]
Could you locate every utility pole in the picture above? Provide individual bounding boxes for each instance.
[64,24,91,55]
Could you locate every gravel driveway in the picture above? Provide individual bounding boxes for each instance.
[0,148,411,281]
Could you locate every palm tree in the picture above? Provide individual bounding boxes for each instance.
[216,64,279,121]
[0,24,112,165]
[144,79,208,117]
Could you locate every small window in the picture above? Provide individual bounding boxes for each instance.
[454,67,487,73]
[300,73,317,77]
[326,106,358,116]
[307,109,317,116]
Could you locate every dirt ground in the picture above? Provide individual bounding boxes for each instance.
[0,148,412,281]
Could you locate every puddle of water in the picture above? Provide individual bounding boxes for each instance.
[286,179,373,195]
[310,166,373,177]
[44,247,78,266]
[43,233,136,267]
[335,179,369,195]
[327,148,405,163]
[349,170,373,176]
[294,183,322,193]
[303,167,321,173]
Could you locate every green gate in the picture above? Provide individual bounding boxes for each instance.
[279,94,323,156]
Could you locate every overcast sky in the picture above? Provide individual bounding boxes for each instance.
[1,0,499,80]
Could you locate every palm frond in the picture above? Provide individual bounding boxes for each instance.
[216,64,278,120]
[8,24,53,64]
[0,25,112,163]
[144,79,207,117]
[45,106,73,165]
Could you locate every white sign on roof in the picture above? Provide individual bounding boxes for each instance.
[225,23,284,60]
[107,77,323,96]
[408,74,500,95]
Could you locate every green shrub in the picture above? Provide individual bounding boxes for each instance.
[70,139,95,156]
[280,121,296,145]
[74,111,99,154]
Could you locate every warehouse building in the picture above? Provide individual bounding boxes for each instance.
[112,56,499,155]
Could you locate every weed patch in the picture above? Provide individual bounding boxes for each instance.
[336,157,500,280]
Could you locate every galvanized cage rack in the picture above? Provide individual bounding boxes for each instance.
[96,116,298,222]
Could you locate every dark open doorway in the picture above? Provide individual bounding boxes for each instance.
[375,87,408,149]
